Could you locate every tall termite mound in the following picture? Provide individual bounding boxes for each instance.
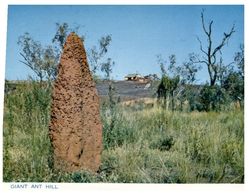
[49,32,102,172]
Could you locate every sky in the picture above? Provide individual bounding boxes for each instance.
[5,5,244,83]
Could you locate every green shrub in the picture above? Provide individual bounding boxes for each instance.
[101,106,137,149]
[150,135,175,151]
[199,84,230,111]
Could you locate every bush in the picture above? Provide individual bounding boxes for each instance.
[101,106,137,149]
[223,72,244,104]
[70,171,96,183]
[150,135,175,151]
[199,84,230,111]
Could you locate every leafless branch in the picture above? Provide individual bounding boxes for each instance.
[20,53,33,68]
[196,36,208,56]
[212,24,235,57]
[201,11,209,36]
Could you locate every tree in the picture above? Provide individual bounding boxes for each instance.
[223,72,243,102]
[157,54,181,111]
[159,54,202,111]
[157,75,180,111]
[219,45,244,108]
[178,55,202,111]
[18,23,112,83]
[101,58,115,80]
[181,61,200,85]
[52,22,83,51]
[88,35,112,74]
[18,33,59,83]
[199,84,228,111]
[18,33,44,82]
[52,23,71,50]
[168,54,182,77]
[43,45,60,81]
[195,10,235,86]
[100,56,119,148]
[156,54,167,76]
[216,57,231,86]
[101,57,116,117]
[198,45,244,112]
[18,23,80,83]
[234,44,244,79]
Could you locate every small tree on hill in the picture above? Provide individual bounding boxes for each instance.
[157,75,180,111]
[156,54,180,111]
[177,54,201,111]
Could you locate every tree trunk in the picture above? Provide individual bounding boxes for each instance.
[171,91,174,112]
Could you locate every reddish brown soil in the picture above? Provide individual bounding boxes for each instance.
[49,32,102,172]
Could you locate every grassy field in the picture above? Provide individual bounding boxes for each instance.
[3,81,244,183]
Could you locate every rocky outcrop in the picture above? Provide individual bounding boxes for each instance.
[49,32,102,172]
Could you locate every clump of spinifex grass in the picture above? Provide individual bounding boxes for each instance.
[3,81,244,183]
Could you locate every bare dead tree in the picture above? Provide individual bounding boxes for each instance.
[195,10,235,86]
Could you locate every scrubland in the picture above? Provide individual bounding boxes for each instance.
[3,82,244,183]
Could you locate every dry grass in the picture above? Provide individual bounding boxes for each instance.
[3,82,244,183]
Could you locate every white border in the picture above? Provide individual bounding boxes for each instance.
[0,1,247,195]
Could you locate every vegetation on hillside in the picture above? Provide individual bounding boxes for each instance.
[156,11,243,112]
[3,82,244,183]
